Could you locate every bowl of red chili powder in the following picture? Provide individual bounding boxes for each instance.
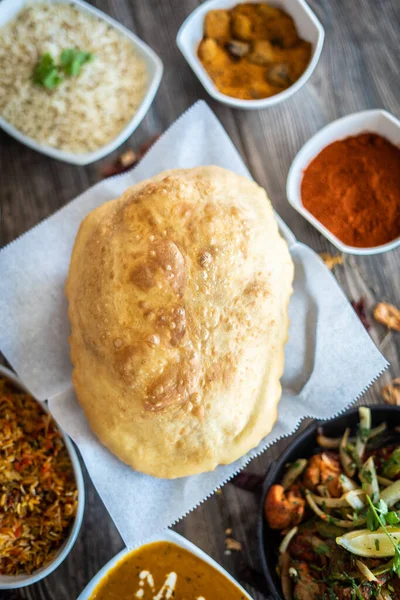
[287,109,400,254]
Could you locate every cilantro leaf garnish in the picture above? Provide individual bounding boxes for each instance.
[366,495,400,577]
[315,543,330,555]
[386,512,400,526]
[366,497,400,532]
[32,53,62,89]
[383,448,400,479]
[60,49,93,76]
[32,49,94,89]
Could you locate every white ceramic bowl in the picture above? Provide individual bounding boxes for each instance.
[287,109,400,255]
[0,365,85,590]
[77,529,253,599]
[0,0,163,165]
[177,0,324,109]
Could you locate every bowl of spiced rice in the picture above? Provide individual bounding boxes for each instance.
[0,365,85,589]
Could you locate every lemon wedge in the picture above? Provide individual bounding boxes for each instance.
[336,527,400,557]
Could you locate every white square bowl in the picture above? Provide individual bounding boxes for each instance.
[176,0,324,110]
[0,0,163,165]
[286,109,400,255]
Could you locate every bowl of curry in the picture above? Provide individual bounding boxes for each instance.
[177,0,324,109]
[78,529,253,600]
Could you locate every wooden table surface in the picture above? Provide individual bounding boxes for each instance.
[1,0,399,598]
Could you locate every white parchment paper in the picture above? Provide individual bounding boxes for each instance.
[0,101,387,547]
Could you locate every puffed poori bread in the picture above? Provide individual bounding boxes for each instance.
[67,166,293,478]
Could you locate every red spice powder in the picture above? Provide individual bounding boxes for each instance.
[301,133,400,248]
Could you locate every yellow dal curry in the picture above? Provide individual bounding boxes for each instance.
[91,541,248,599]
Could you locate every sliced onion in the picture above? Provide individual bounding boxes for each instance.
[340,474,359,493]
[360,456,379,504]
[279,551,292,600]
[279,526,298,554]
[355,559,378,582]
[281,459,307,491]
[380,479,400,507]
[318,434,357,449]
[368,422,387,439]
[317,484,331,498]
[344,489,365,510]
[312,494,348,508]
[355,406,371,460]
[306,491,365,528]
[378,475,393,487]
[356,561,385,600]
[340,427,356,477]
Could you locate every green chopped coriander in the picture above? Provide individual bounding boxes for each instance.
[383,448,400,479]
[32,53,62,89]
[359,425,371,443]
[32,49,94,89]
[315,543,330,555]
[60,48,93,76]
[375,538,380,550]
[361,467,372,483]
[386,511,400,526]
[366,495,400,577]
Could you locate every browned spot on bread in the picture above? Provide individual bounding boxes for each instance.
[151,240,186,297]
[169,306,186,346]
[198,250,213,268]
[131,264,156,291]
[113,345,141,383]
[145,364,182,411]
[205,352,236,386]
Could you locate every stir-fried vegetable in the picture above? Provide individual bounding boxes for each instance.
[356,406,371,460]
[381,480,400,508]
[306,490,366,528]
[384,448,400,479]
[279,526,298,554]
[264,407,400,600]
[340,427,356,477]
[281,458,307,490]
[360,456,380,503]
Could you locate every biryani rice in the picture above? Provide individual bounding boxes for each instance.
[0,3,148,153]
[0,377,78,575]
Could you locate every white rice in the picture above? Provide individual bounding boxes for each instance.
[0,3,148,153]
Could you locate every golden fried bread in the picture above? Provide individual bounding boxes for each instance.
[67,166,293,478]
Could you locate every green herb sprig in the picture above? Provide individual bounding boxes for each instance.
[60,49,93,76]
[32,52,63,90]
[366,495,400,577]
[32,49,93,89]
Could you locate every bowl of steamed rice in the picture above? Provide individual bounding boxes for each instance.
[0,365,85,589]
[0,0,163,165]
